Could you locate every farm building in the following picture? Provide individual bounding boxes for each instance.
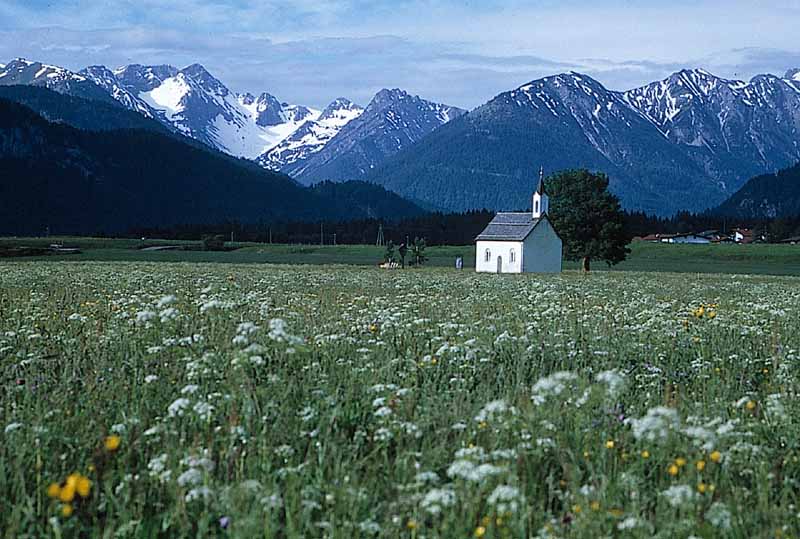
[475,170,562,273]
[660,233,712,244]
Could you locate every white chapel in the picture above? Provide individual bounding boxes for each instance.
[475,168,562,273]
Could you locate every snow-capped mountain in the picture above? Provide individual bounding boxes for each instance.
[0,58,118,104]
[366,69,800,215]
[108,63,318,158]
[257,97,364,171]
[622,68,800,191]
[79,65,158,119]
[237,92,315,128]
[1,57,461,177]
[787,68,800,82]
[274,89,465,184]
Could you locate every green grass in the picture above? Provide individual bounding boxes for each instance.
[3,236,800,275]
[1,261,800,537]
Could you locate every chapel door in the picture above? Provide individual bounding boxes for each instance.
[496,256,503,273]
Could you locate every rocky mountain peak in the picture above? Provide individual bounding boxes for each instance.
[319,97,362,120]
[113,64,179,93]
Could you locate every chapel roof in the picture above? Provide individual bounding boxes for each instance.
[475,213,543,241]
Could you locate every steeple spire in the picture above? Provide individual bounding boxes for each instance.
[532,166,548,219]
[536,166,546,195]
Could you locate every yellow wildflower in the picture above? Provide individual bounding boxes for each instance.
[66,473,80,488]
[696,460,706,471]
[641,450,650,459]
[710,450,722,463]
[474,526,486,538]
[47,483,61,499]
[77,476,91,498]
[406,519,417,530]
[59,483,76,503]
[590,501,601,511]
[746,400,756,411]
[104,434,121,452]
[675,457,687,467]
[697,482,707,494]
[605,440,615,449]
[572,504,582,514]
[668,464,679,476]
[61,504,73,518]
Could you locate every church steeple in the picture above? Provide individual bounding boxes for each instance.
[532,166,548,219]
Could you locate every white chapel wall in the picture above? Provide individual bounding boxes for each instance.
[475,240,524,273]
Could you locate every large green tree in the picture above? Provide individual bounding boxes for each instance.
[547,169,630,272]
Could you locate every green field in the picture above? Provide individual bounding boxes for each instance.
[3,236,800,275]
[2,260,799,537]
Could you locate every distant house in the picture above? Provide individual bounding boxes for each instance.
[780,236,800,245]
[660,233,711,244]
[475,169,562,273]
[732,228,754,244]
[639,234,665,242]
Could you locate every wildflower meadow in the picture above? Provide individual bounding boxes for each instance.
[1,261,799,537]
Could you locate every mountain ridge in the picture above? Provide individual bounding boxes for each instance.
[365,68,800,215]
[0,97,424,235]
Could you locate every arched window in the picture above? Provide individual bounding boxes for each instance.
[510,248,516,263]
[484,248,491,262]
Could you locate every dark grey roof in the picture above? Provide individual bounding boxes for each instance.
[475,213,542,241]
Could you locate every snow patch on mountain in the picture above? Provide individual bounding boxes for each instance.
[140,74,191,121]
[80,65,156,118]
[258,97,363,170]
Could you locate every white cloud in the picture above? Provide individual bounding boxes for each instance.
[0,1,798,108]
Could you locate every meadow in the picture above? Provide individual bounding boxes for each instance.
[1,261,799,537]
[3,236,800,275]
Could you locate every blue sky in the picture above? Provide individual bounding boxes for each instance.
[1,0,799,108]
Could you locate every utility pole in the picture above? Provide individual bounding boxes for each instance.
[333,233,337,246]
[269,227,272,244]
[376,223,384,246]
[320,222,324,246]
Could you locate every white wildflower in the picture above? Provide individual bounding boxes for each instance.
[374,427,393,442]
[374,406,393,418]
[181,384,199,395]
[661,485,695,508]
[532,372,578,404]
[168,398,191,417]
[487,485,523,513]
[446,460,504,482]
[596,369,626,396]
[626,407,680,442]
[193,401,214,421]
[4,422,23,434]
[185,486,213,502]
[705,502,732,530]
[177,468,203,487]
[157,295,177,308]
[135,310,156,323]
[420,488,455,515]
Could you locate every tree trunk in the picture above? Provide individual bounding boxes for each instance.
[582,256,591,273]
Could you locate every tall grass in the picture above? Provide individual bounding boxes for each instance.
[1,261,799,537]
